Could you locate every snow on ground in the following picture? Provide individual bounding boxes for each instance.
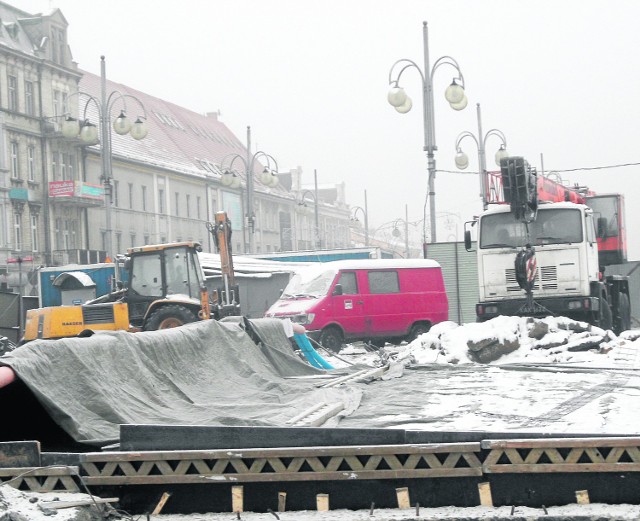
[4,316,640,520]
[329,316,640,369]
[319,316,640,434]
[3,483,640,521]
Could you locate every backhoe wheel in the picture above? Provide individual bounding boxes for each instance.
[144,305,197,331]
[319,326,344,353]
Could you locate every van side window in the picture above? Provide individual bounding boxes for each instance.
[338,272,358,294]
[368,270,400,294]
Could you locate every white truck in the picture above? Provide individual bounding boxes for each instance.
[465,156,631,334]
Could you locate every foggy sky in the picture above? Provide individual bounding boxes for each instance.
[20,0,640,258]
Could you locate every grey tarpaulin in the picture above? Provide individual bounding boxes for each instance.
[0,318,362,446]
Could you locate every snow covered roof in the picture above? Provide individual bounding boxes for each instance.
[51,271,96,288]
[77,71,292,199]
[199,252,310,278]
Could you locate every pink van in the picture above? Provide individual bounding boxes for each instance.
[264,259,448,351]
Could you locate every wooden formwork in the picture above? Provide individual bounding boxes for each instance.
[4,437,640,496]
[79,442,483,486]
[0,466,81,492]
[482,437,640,474]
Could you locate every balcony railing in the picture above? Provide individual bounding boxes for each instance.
[49,180,104,207]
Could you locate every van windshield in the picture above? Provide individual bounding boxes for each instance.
[281,267,338,299]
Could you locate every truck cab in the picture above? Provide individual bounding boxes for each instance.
[468,156,630,333]
[473,202,601,322]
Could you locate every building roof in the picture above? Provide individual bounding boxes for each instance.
[78,69,292,199]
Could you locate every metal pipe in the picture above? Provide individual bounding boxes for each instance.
[364,189,369,247]
[476,103,487,210]
[405,204,410,258]
[100,56,113,263]
[246,126,254,253]
[314,169,320,248]
[423,22,437,243]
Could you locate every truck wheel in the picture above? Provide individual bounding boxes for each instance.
[408,322,431,342]
[144,305,197,331]
[599,298,613,331]
[617,293,631,334]
[319,326,344,353]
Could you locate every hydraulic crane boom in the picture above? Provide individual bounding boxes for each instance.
[207,211,241,319]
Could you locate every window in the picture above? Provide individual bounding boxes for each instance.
[10,142,19,179]
[14,213,23,250]
[113,180,119,207]
[60,152,67,180]
[128,183,134,209]
[64,153,75,180]
[158,189,164,214]
[51,151,68,181]
[68,220,77,249]
[143,234,150,244]
[174,192,180,216]
[130,233,136,247]
[130,253,163,297]
[55,218,62,250]
[338,272,358,294]
[186,194,191,218]
[62,220,70,250]
[51,150,60,181]
[141,185,147,211]
[25,81,34,116]
[8,75,17,111]
[27,146,36,182]
[51,27,66,65]
[368,271,400,294]
[196,196,201,219]
[30,214,38,251]
[116,233,122,254]
[53,90,62,118]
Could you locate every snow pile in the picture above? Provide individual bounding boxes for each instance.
[0,484,106,521]
[396,316,640,367]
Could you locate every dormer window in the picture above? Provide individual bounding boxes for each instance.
[51,26,66,65]
[3,22,18,40]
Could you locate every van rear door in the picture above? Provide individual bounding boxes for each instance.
[330,271,366,337]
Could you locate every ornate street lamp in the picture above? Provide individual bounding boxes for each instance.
[388,21,467,243]
[60,56,148,265]
[454,103,508,210]
[350,190,369,247]
[296,169,321,249]
[219,126,279,254]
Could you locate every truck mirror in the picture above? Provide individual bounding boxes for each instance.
[464,230,473,251]
[597,217,608,238]
[332,284,343,296]
[123,258,131,271]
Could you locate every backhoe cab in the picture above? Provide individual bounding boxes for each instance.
[22,241,212,342]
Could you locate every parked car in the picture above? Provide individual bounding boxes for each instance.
[264,259,448,351]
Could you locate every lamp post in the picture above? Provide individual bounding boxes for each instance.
[390,205,411,258]
[388,21,467,243]
[220,126,278,254]
[350,189,369,247]
[454,103,508,210]
[61,56,148,265]
[296,169,321,249]
[7,255,32,338]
